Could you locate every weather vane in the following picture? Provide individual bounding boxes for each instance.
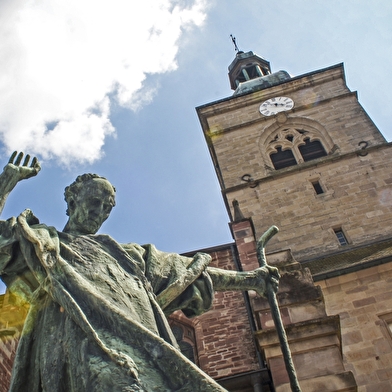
[230,34,240,52]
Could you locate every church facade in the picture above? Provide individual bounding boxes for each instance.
[1,49,392,391]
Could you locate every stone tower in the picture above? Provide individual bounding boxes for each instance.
[197,49,392,391]
[197,50,389,261]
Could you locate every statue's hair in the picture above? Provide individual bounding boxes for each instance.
[64,173,116,216]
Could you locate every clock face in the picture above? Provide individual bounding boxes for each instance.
[259,96,294,116]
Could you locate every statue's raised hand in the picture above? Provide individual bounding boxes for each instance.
[5,151,41,181]
[0,151,41,215]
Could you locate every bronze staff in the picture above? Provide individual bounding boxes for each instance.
[256,225,302,392]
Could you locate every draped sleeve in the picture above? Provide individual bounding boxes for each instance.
[0,218,16,271]
[121,243,215,317]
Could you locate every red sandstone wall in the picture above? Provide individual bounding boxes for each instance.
[0,333,19,392]
[192,247,260,380]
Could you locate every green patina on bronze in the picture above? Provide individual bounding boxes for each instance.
[0,152,279,392]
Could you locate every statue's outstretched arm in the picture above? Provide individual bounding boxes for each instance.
[206,265,280,298]
[0,151,41,216]
[207,225,279,297]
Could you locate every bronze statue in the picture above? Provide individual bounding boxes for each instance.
[0,152,279,392]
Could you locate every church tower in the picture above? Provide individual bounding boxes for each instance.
[197,47,392,391]
[197,48,390,264]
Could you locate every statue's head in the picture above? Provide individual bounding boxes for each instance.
[63,174,116,235]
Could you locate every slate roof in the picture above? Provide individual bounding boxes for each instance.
[302,237,392,281]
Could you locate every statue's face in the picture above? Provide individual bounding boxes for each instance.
[67,178,115,235]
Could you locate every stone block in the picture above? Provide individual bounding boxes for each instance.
[275,372,357,392]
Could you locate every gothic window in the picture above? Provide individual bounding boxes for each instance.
[298,138,327,162]
[270,147,297,170]
[266,128,329,170]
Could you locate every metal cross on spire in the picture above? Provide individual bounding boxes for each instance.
[230,34,240,52]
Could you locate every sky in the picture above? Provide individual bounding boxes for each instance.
[0,0,391,293]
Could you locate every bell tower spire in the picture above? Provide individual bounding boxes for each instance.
[228,36,290,95]
[228,35,271,91]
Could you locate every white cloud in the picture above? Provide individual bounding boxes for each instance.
[0,0,207,165]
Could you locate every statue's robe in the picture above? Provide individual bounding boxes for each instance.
[0,215,226,392]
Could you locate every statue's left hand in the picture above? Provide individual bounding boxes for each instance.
[5,151,41,182]
[266,265,280,293]
[17,209,60,270]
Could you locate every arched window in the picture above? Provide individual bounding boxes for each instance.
[270,147,297,170]
[298,138,327,162]
[266,128,329,170]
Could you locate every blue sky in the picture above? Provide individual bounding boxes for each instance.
[1,1,391,293]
